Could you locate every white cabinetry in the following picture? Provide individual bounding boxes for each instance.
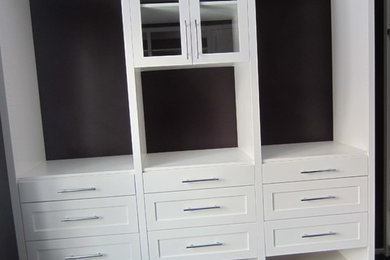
[130,0,249,67]
[148,223,258,260]
[26,234,141,260]
[0,0,374,260]
[265,213,368,256]
[261,143,373,259]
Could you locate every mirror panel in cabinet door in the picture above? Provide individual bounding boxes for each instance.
[190,0,249,64]
[131,0,192,67]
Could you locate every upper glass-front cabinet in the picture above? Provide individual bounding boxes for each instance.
[130,0,248,67]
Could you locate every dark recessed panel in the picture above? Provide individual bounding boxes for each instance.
[257,0,333,145]
[30,0,132,160]
[142,67,238,153]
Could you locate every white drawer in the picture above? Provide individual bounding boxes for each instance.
[27,234,141,260]
[19,172,135,203]
[143,165,254,193]
[263,177,368,220]
[145,186,256,230]
[265,213,368,256]
[148,223,258,260]
[262,155,368,184]
[22,196,138,241]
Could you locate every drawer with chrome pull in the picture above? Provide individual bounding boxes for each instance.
[148,223,257,260]
[26,234,141,260]
[18,172,135,203]
[22,196,138,241]
[263,177,368,220]
[262,154,368,184]
[143,165,254,193]
[145,186,256,230]
[264,213,367,256]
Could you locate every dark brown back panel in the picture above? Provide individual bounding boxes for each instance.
[30,0,132,160]
[142,67,238,153]
[0,51,19,260]
[257,0,333,145]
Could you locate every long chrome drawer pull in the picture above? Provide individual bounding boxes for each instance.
[300,169,337,174]
[58,188,97,194]
[186,242,223,249]
[182,178,220,183]
[65,253,104,259]
[301,195,337,202]
[302,231,337,238]
[61,216,101,222]
[183,206,221,212]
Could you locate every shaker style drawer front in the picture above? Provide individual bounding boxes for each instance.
[145,186,256,230]
[27,234,141,260]
[265,213,368,256]
[148,223,258,260]
[143,165,254,193]
[263,177,368,220]
[262,155,368,184]
[19,172,135,203]
[22,196,138,241]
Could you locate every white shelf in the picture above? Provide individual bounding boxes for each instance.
[18,155,134,180]
[262,141,367,163]
[267,251,348,260]
[144,147,254,171]
[140,3,179,9]
[201,1,238,22]
[141,3,180,25]
[200,1,237,7]
[141,1,237,24]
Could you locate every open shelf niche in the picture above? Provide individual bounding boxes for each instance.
[2,0,136,180]
[258,0,372,160]
[134,64,257,171]
[258,0,374,259]
[267,249,369,260]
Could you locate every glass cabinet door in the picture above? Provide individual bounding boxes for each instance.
[131,0,191,67]
[190,0,248,63]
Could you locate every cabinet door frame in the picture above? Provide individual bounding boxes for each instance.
[189,0,249,65]
[130,0,192,68]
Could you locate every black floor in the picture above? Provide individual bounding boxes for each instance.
[377,255,390,260]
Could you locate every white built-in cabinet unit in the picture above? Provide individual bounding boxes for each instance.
[0,0,374,259]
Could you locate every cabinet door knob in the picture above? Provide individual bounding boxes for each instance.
[185,20,190,60]
[195,19,200,59]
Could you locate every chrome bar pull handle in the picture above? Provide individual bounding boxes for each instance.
[183,206,221,212]
[184,20,189,60]
[301,195,337,202]
[300,169,337,174]
[186,242,223,249]
[182,178,220,183]
[302,231,337,238]
[61,216,101,222]
[58,188,97,194]
[65,253,104,260]
[195,19,200,59]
